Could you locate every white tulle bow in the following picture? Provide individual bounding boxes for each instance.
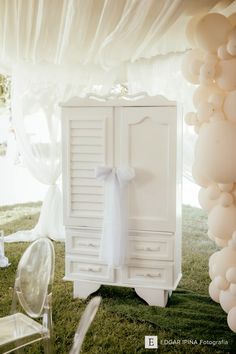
[95,166,135,266]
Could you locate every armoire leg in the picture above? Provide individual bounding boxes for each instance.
[73,281,101,299]
[134,288,169,307]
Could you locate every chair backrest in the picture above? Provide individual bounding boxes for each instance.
[70,296,101,354]
[14,237,55,318]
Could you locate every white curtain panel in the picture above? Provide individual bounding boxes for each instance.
[5,69,65,242]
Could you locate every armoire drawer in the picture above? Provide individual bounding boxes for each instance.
[122,262,173,287]
[66,257,114,282]
[128,235,174,261]
[66,228,101,259]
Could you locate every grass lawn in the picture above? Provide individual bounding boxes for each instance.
[0,203,236,353]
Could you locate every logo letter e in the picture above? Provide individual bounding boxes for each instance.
[145,336,158,349]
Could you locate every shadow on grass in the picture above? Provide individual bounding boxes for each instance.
[95,285,236,351]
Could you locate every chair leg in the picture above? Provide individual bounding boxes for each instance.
[43,337,53,354]
[14,340,24,354]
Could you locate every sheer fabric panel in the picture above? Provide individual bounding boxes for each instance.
[6,69,65,242]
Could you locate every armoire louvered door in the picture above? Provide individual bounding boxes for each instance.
[62,107,113,228]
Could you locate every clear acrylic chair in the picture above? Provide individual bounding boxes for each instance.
[69,296,101,354]
[0,237,55,354]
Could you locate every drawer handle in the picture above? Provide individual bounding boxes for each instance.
[135,246,161,252]
[78,242,98,248]
[136,273,161,278]
[80,266,101,273]
[88,243,98,248]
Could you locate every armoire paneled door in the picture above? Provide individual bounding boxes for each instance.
[61,95,182,307]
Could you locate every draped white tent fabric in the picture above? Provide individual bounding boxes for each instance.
[0,0,235,71]
[7,69,64,241]
[0,0,235,242]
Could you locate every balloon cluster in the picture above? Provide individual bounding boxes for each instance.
[209,236,236,332]
[182,12,236,333]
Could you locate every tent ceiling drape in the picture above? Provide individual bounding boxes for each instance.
[0,0,235,74]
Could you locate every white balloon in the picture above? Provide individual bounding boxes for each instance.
[227,26,236,56]
[220,289,236,313]
[226,267,236,283]
[228,14,236,26]
[227,307,236,332]
[219,183,234,192]
[215,237,228,247]
[209,281,220,302]
[214,275,229,290]
[230,283,236,296]
[209,251,220,268]
[195,121,236,183]
[193,85,222,109]
[228,239,236,251]
[200,123,209,131]
[199,72,213,86]
[232,231,236,242]
[181,49,204,84]
[196,13,232,53]
[216,59,236,91]
[223,91,236,122]
[198,187,217,212]
[191,113,198,125]
[208,230,215,242]
[190,60,203,76]
[209,111,225,123]
[209,93,224,109]
[218,45,233,60]
[208,247,236,277]
[186,14,204,46]
[227,38,236,56]
[233,189,236,200]
[197,102,214,122]
[209,268,215,280]
[208,205,236,242]
[204,53,218,65]
[200,62,215,80]
[219,192,234,207]
[207,184,220,200]
[192,162,210,187]
[184,112,196,125]
[210,262,219,278]
[229,27,236,37]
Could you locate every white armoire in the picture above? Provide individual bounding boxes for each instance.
[61,95,182,307]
